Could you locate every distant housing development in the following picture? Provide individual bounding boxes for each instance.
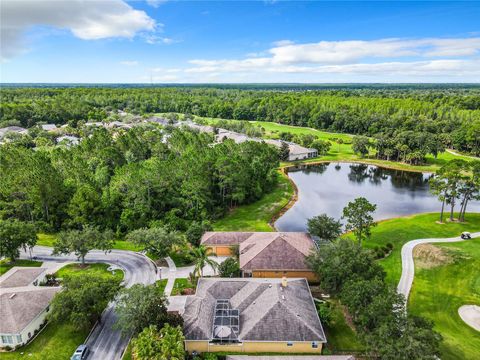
[201,232,318,281]
[216,129,318,161]
[183,278,326,354]
[0,267,60,348]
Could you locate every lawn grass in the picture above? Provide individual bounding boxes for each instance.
[37,234,142,252]
[356,212,480,285]
[156,279,168,294]
[213,171,294,231]
[37,233,57,247]
[55,263,124,282]
[322,300,364,353]
[0,322,90,360]
[168,249,194,267]
[171,278,195,296]
[409,238,480,360]
[2,263,120,360]
[0,259,43,275]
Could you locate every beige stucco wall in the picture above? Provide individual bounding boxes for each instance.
[252,270,318,282]
[185,340,323,354]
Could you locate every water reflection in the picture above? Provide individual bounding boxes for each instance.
[275,162,480,232]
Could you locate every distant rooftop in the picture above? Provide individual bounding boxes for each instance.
[201,232,316,271]
[0,267,46,288]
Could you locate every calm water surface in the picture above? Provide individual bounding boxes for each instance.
[275,162,480,232]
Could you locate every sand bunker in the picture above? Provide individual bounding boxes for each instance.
[458,305,480,332]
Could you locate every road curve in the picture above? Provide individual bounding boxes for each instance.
[20,246,158,360]
[397,232,480,303]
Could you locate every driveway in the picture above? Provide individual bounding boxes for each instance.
[397,232,480,303]
[20,246,158,360]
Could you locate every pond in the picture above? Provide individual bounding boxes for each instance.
[275,162,480,232]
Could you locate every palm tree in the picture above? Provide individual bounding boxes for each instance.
[189,245,218,277]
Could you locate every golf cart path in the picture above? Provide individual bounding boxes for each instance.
[446,149,480,160]
[397,231,480,302]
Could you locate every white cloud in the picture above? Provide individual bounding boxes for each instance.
[267,38,480,65]
[120,60,139,66]
[147,37,480,80]
[145,35,180,45]
[0,0,156,60]
[146,0,168,8]
[157,37,480,82]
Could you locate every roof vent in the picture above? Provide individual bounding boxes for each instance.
[9,293,16,299]
[281,277,288,288]
[282,295,286,300]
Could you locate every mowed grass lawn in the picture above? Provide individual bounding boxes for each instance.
[2,263,122,360]
[213,171,294,231]
[55,262,124,282]
[409,238,480,360]
[359,212,480,285]
[37,233,142,252]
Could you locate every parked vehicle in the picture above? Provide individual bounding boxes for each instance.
[71,345,89,360]
[461,232,472,239]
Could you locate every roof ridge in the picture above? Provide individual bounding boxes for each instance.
[237,285,278,338]
[283,235,313,257]
[240,233,284,269]
[277,301,325,340]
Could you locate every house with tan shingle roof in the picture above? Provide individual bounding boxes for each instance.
[183,278,326,354]
[201,232,318,281]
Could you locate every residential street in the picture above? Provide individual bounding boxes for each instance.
[397,232,480,302]
[20,246,158,360]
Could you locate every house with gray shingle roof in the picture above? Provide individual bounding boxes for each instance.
[0,267,60,348]
[183,278,326,355]
[0,267,47,288]
[201,232,318,281]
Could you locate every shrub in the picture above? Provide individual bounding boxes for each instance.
[218,258,241,278]
[316,301,332,327]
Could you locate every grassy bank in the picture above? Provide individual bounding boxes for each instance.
[321,300,364,353]
[358,213,480,285]
[409,238,480,360]
[213,171,294,231]
[2,263,122,360]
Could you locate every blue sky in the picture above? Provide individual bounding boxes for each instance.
[1,1,480,83]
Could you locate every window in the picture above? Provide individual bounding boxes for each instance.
[1,335,13,344]
[28,332,32,338]
[287,342,293,347]
[312,341,318,348]
[16,335,22,344]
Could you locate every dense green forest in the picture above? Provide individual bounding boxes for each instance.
[1,86,479,156]
[0,126,279,233]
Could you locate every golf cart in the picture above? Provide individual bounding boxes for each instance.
[461,232,472,240]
